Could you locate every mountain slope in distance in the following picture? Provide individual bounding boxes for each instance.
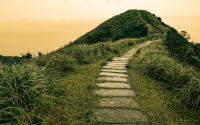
[74,9,169,44]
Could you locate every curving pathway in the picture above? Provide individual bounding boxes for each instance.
[95,41,153,124]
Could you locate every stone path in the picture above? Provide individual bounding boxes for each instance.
[95,42,152,125]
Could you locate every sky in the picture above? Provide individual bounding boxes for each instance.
[1,0,200,21]
[0,0,200,56]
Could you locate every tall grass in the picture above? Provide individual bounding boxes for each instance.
[35,39,140,75]
[1,38,145,124]
[0,63,49,125]
[140,42,200,110]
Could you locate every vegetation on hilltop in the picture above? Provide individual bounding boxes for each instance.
[165,28,200,68]
[74,9,168,44]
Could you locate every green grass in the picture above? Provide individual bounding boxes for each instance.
[74,10,168,44]
[43,61,105,125]
[1,38,147,124]
[128,41,199,124]
[0,64,50,125]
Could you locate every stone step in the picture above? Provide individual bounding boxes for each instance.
[122,55,133,57]
[98,98,140,109]
[113,58,130,61]
[99,72,128,78]
[97,82,130,89]
[95,89,135,97]
[98,77,128,82]
[96,109,147,124]
[101,69,127,73]
[102,66,126,70]
[107,62,128,65]
[111,60,129,62]
[106,63,127,67]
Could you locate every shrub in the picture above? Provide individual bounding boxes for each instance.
[22,52,32,59]
[46,55,77,74]
[0,64,49,124]
[165,29,200,68]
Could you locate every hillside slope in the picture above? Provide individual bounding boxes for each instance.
[74,9,168,44]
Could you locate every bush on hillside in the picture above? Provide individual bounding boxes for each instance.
[22,52,32,59]
[36,55,77,74]
[165,29,200,68]
[0,64,49,124]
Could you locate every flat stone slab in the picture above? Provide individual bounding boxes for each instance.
[97,82,130,89]
[98,98,140,109]
[112,60,129,63]
[113,58,130,61]
[96,109,147,124]
[95,89,135,97]
[113,57,130,60]
[98,77,128,82]
[107,62,128,65]
[106,63,127,67]
[101,69,127,73]
[102,66,126,70]
[99,72,128,78]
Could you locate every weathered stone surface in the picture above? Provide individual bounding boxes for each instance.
[137,41,152,48]
[99,72,128,78]
[95,89,135,97]
[98,77,128,82]
[98,98,140,109]
[96,109,147,124]
[97,82,130,89]
[113,57,130,61]
[107,62,128,65]
[94,42,152,124]
[106,63,127,67]
[102,66,126,70]
[101,69,127,73]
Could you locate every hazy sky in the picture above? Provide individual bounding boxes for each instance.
[0,0,200,56]
[1,0,200,21]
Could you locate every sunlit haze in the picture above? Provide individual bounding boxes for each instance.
[0,0,200,56]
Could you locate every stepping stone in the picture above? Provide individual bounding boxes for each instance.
[122,56,133,58]
[102,66,126,70]
[107,62,128,65]
[98,77,128,82]
[95,89,135,97]
[99,72,128,78]
[113,58,130,61]
[97,82,130,89]
[101,69,127,73]
[112,60,129,63]
[98,98,140,109]
[122,54,134,57]
[106,63,126,67]
[95,109,147,124]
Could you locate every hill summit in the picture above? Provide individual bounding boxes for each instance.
[74,9,168,44]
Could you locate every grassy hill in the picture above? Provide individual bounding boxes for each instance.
[1,9,200,124]
[74,9,168,44]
